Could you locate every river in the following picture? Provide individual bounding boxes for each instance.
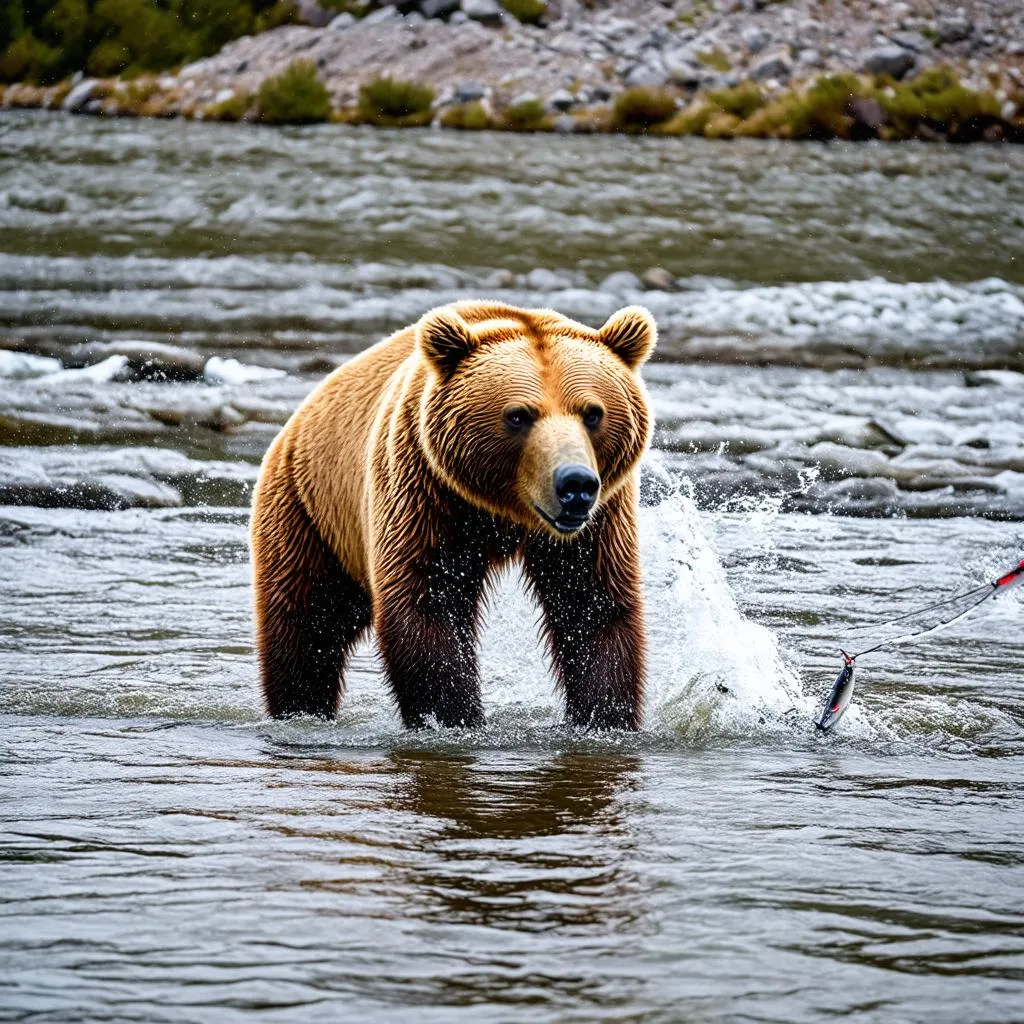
[1,111,1023,1022]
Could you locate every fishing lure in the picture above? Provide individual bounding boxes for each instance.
[816,558,1024,733]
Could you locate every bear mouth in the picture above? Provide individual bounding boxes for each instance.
[533,503,589,535]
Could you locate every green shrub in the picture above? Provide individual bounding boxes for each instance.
[358,76,434,124]
[882,67,1000,140]
[0,0,294,83]
[0,32,61,83]
[613,87,677,128]
[254,0,299,32]
[657,100,713,135]
[707,81,763,119]
[499,97,546,130]
[500,0,546,23]
[257,59,331,123]
[87,37,130,76]
[440,101,490,130]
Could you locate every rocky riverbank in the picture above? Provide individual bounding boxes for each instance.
[2,0,1024,141]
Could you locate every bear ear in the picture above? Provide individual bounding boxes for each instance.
[597,305,657,369]
[419,307,477,376]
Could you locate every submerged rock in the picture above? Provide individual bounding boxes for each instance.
[67,340,206,382]
[0,446,257,510]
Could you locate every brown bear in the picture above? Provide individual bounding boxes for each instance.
[250,300,656,730]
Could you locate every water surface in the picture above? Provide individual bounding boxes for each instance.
[2,112,1023,1022]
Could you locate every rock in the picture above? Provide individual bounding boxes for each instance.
[328,11,356,29]
[641,266,674,291]
[889,31,932,54]
[664,51,701,88]
[599,271,643,293]
[964,370,1024,389]
[751,51,791,81]
[294,0,334,27]
[455,81,486,102]
[547,88,575,111]
[67,341,206,382]
[861,45,915,79]
[796,48,823,68]
[849,95,885,131]
[449,10,468,23]
[624,59,668,88]
[482,269,515,289]
[934,16,973,45]
[62,79,99,113]
[523,268,569,291]
[420,0,460,17]
[461,0,503,26]
[742,26,769,54]
[552,115,576,134]
[363,5,402,24]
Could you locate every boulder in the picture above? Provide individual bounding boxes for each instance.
[547,88,575,111]
[482,269,515,289]
[861,46,915,79]
[523,268,570,290]
[934,16,973,45]
[461,0,503,25]
[641,266,674,291]
[294,0,335,27]
[328,12,356,29]
[751,51,791,81]
[455,81,486,101]
[742,26,769,54]
[363,4,402,24]
[599,271,643,293]
[624,60,668,88]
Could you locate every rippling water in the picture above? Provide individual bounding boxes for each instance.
[2,112,1024,1022]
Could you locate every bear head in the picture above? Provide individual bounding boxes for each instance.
[417,302,656,538]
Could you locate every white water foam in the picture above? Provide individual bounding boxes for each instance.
[336,468,812,744]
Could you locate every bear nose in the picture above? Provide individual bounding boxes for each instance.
[553,464,599,516]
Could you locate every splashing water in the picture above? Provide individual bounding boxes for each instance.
[450,469,811,744]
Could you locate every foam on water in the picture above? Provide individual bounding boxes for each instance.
[323,470,813,748]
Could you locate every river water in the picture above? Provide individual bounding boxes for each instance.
[1,112,1024,1022]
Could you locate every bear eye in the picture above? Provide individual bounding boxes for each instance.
[504,407,534,432]
[582,405,604,429]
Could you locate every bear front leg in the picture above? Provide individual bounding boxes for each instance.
[523,481,646,731]
[251,445,371,719]
[372,528,490,730]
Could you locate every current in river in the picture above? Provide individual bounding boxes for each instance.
[1,112,1024,1023]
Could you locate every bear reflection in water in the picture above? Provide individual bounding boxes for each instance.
[251,302,658,732]
[297,750,645,935]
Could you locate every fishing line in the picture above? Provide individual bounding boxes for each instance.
[815,557,1024,733]
[839,581,994,638]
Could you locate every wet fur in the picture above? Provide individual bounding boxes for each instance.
[251,301,655,729]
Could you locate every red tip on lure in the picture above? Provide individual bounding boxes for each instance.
[816,557,1023,733]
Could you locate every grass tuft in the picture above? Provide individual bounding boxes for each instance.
[440,102,491,130]
[357,76,434,126]
[612,87,677,129]
[256,59,331,124]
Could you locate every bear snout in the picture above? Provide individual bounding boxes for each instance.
[553,464,599,518]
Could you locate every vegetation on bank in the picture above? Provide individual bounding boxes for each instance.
[0,0,305,83]
[1,61,1020,144]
